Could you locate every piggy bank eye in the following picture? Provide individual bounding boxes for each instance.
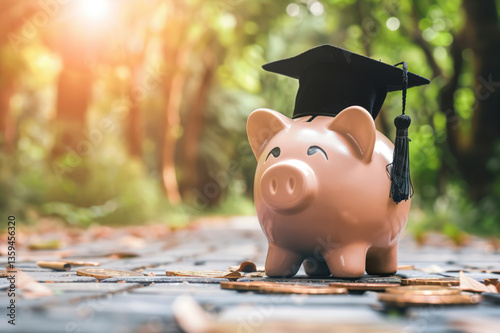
[265,147,281,161]
[307,145,328,160]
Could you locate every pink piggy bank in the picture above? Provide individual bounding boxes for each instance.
[247,106,411,278]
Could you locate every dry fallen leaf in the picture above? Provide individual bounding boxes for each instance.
[37,261,71,271]
[60,260,101,267]
[484,278,500,293]
[459,271,498,293]
[166,270,242,280]
[228,261,257,273]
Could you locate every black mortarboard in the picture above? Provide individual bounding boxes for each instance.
[262,44,430,119]
[261,44,431,204]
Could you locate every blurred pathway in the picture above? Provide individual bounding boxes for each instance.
[1,216,500,332]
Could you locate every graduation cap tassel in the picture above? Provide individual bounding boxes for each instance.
[388,62,413,203]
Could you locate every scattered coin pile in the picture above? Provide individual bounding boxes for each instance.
[220,277,486,307]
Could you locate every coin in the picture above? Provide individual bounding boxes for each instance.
[386,285,460,295]
[401,277,459,286]
[258,284,347,295]
[378,293,482,306]
[220,281,277,291]
[329,282,398,291]
[221,282,347,295]
[76,268,143,280]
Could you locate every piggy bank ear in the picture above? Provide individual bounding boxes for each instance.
[327,106,376,163]
[247,108,290,158]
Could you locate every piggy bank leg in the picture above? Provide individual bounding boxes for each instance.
[365,245,398,275]
[265,243,304,278]
[303,256,331,277]
[322,244,367,278]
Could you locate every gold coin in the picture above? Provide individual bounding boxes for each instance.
[258,284,347,295]
[329,282,398,291]
[221,282,347,294]
[220,281,277,291]
[76,268,143,280]
[386,285,460,296]
[378,293,482,306]
[400,277,459,286]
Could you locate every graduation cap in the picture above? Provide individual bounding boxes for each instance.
[263,44,429,119]
[262,44,431,203]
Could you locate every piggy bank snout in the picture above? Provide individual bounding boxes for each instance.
[260,160,317,212]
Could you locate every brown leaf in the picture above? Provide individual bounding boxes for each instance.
[228,261,258,273]
[166,270,242,280]
[459,271,498,293]
[236,261,257,272]
[484,278,499,286]
[484,278,500,293]
[60,260,101,267]
[36,261,71,271]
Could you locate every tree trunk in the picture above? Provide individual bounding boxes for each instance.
[179,53,216,200]
[439,0,500,201]
[0,81,15,150]
[160,47,191,204]
[52,62,93,158]
[126,69,143,158]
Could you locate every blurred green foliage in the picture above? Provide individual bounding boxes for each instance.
[1,0,500,237]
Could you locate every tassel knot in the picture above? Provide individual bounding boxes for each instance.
[394,114,411,130]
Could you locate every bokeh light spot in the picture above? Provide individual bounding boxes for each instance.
[386,17,400,31]
[77,0,110,21]
[309,1,324,16]
[286,3,300,17]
